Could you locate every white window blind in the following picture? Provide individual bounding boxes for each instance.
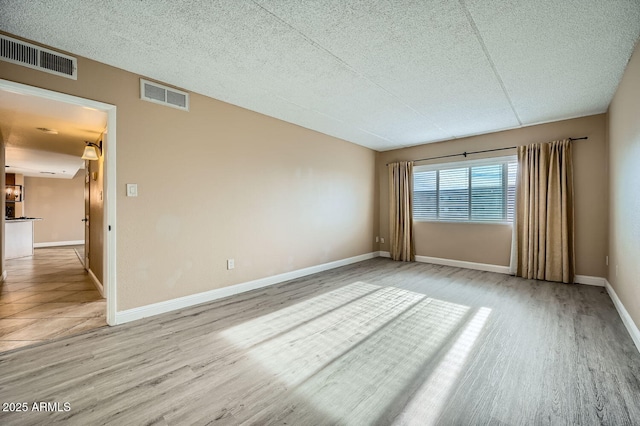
[414,156,517,223]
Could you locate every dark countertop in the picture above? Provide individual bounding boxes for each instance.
[5,217,43,222]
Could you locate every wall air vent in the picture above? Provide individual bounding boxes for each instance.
[0,35,77,80]
[140,79,189,111]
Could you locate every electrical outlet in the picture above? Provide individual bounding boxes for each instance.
[381,237,385,244]
[227,259,235,270]
[376,236,379,243]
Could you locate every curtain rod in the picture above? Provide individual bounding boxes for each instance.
[386,136,588,165]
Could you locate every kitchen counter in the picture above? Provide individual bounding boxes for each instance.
[5,217,43,222]
[5,218,42,259]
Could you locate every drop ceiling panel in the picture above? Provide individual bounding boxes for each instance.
[254,0,521,138]
[465,0,640,125]
[1,1,638,151]
[184,1,453,145]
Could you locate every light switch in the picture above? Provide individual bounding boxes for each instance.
[126,183,138,197]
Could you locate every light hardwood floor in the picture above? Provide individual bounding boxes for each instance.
[0,258,638,425]
[0,247,106,352]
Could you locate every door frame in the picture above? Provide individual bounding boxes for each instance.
[84,161,90,272]
[0,79,117,325]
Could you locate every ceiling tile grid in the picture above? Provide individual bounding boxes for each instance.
[464,0,640,125]
[1,0,639,151]
[253,0,521,137]
[0,0,451,147]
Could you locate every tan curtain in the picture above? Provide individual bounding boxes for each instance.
[515,139,575,283]
[389,161,415,262]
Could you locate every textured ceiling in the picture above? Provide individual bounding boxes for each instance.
[1,0,639,151]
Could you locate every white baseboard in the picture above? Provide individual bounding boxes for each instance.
[380,251,509,274]
[380,252,509,274]
[574,275,606,287]
[415,255,511,275]
[605,280,640,354]
[115,251,379,325]
[34,240,84,248]
[382,253,606,285]
[88,268,104,298]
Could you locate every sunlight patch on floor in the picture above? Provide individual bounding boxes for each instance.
[393,307,492,425]
[221,281,381,348]
[221,283,472,424]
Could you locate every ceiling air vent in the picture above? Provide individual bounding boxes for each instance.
[140,79,189,111]
[0,35,77,80]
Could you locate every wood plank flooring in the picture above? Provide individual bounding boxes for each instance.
[0,258,638,425]
[0,247,106,352]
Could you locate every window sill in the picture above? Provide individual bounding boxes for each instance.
[413,219,513,226]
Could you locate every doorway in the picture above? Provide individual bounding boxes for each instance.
[0,79,116,329]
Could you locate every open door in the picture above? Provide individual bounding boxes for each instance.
[83,160,90,270]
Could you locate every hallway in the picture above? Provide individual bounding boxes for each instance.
[0,247,106,352]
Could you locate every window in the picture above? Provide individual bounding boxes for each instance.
[413,156,517,223]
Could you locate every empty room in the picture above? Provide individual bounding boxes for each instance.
[1,1,639,425]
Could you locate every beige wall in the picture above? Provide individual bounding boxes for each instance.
[608,41,640,329]
[24,173,84,244]
[0,32,377,311]
[378,114,609,277]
